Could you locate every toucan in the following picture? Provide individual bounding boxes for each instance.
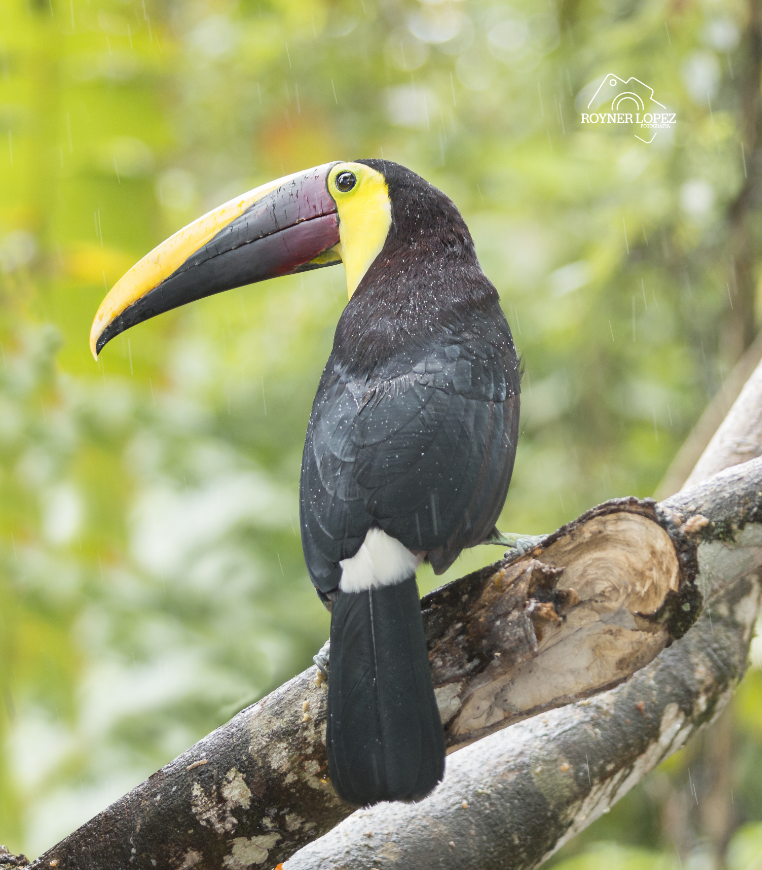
[90,160,521,807]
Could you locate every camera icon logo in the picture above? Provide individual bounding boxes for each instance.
[581,73,675,143]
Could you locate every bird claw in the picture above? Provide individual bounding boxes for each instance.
[505,534,547,557]
[313,640,330,684]
[483,530,547,558]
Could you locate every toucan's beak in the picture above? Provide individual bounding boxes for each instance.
[90,162,342,358]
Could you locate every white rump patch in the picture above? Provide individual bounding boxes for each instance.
[339,528,422,593]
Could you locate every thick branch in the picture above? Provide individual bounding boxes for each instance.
[30,458,762,870]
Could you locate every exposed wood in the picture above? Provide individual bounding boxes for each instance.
[428,500,693,747]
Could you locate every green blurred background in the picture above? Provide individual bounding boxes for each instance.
[2,0,762,864]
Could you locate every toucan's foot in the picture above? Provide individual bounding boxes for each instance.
[483,530,547,557]
[313,639,330,686]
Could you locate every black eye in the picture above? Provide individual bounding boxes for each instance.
[335,171,357,192]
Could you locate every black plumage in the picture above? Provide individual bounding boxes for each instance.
[299,161,520,805]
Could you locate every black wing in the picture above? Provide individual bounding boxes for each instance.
[299,307,520,597]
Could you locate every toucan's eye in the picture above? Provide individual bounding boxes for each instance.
[335,171,357,193]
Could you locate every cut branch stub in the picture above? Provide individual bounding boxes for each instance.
[425,497,700,748]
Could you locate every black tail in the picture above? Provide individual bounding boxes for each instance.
[326,575,445,806]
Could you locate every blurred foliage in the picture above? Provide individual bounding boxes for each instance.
[0,0,761,861]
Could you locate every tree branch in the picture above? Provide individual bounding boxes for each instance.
[29,447,762,868]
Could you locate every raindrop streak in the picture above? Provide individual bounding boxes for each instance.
[664,21,671,45]
[127,338,134,375]
[632,296,636,342]
[623,218,629,254]
[642,225,649,246]
[688,767,698,804]
[641,279,648,310]
[285,42,292,68]
[741,142,748,178]
[609,320,615,342]
[513,307,521,335]
[114,158,121,183]
[331,79,338,104]
[277,552,284,575]
[727,283,734,309]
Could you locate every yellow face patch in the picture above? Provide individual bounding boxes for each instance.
[328,162,392,298]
